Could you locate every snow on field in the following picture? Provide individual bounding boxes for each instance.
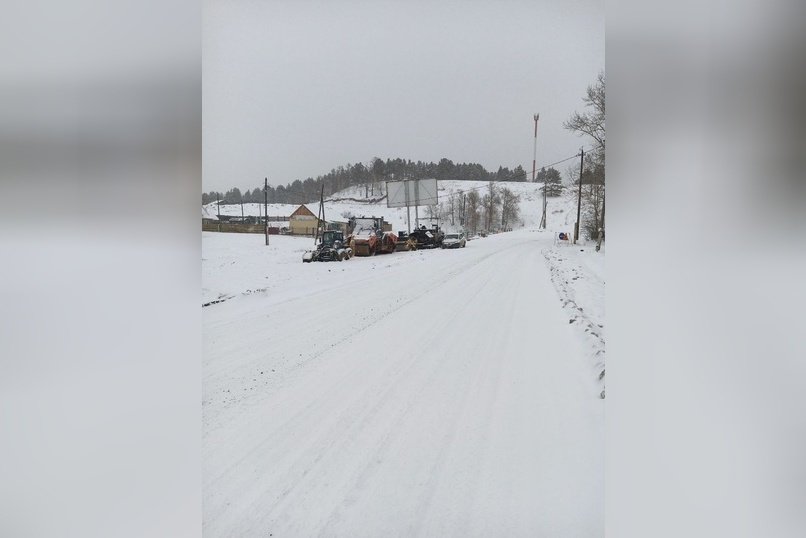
[202,202,305,220]
[203,222,605,536]
[437,179,555,229]
[203,180,581,233]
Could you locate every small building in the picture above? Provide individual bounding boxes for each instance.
[289,204,320,236]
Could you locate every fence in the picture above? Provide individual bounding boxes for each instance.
[215,215,289,224]
[202,219,282,234]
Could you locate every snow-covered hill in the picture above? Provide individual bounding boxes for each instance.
[203,179,582,235]
[434,179,579,231]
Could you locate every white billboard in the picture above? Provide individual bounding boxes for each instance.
[385,178,438,208]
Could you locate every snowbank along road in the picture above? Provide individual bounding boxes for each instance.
[203,229,604,537]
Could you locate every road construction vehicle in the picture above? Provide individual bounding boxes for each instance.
[348,216,397,256]
[302,230,352,262]
[395,231,418,251]
[406,225,445,249]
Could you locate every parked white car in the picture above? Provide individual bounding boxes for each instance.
[441,232,466,249]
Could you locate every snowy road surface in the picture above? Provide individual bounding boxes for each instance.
[203,230,603,537]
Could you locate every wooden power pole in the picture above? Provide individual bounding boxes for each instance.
[575,148,584,243]
[264,177,269,246]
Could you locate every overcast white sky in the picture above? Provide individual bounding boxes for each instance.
[203,0,603,192]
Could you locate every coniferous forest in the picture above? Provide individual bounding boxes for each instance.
[202,157,530,205]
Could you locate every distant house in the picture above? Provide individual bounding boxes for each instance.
[289,204,320,236]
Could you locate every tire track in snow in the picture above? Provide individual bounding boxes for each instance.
[204,241,523,535]
[250,268,495,533]
[202,240,532,434]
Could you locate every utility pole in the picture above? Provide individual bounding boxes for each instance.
[462,193,466,227]
[533,113,547,230]
[240,192,244,220]
[488,182,494,232]
[531,113,539,182]
[217,193,221,220]
[414,178,420,230]
[264,177,269,246]
[320,184,326,238]
[597,188,605,251]
[404,176,411,234]
[600,188,605,231]
[575,148,584,243]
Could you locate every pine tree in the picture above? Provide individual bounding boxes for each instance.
[540,167,564,197]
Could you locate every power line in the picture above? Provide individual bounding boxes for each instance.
[432,148,595,196]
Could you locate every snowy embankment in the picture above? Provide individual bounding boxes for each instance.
[543,242,606,397]
[203,227,604,536]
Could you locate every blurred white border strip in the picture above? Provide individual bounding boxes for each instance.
[608,0,806,537]
[0,1,201,536]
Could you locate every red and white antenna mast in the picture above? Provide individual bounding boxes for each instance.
[531,113,539,182]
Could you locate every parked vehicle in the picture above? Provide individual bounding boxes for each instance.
[395,231,418,251]
[407,225,444,249]
[302,230,352,262]
[348,216,397,256]
[441,232,466,249]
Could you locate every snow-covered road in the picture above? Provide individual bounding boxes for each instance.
[203,230,603,536]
